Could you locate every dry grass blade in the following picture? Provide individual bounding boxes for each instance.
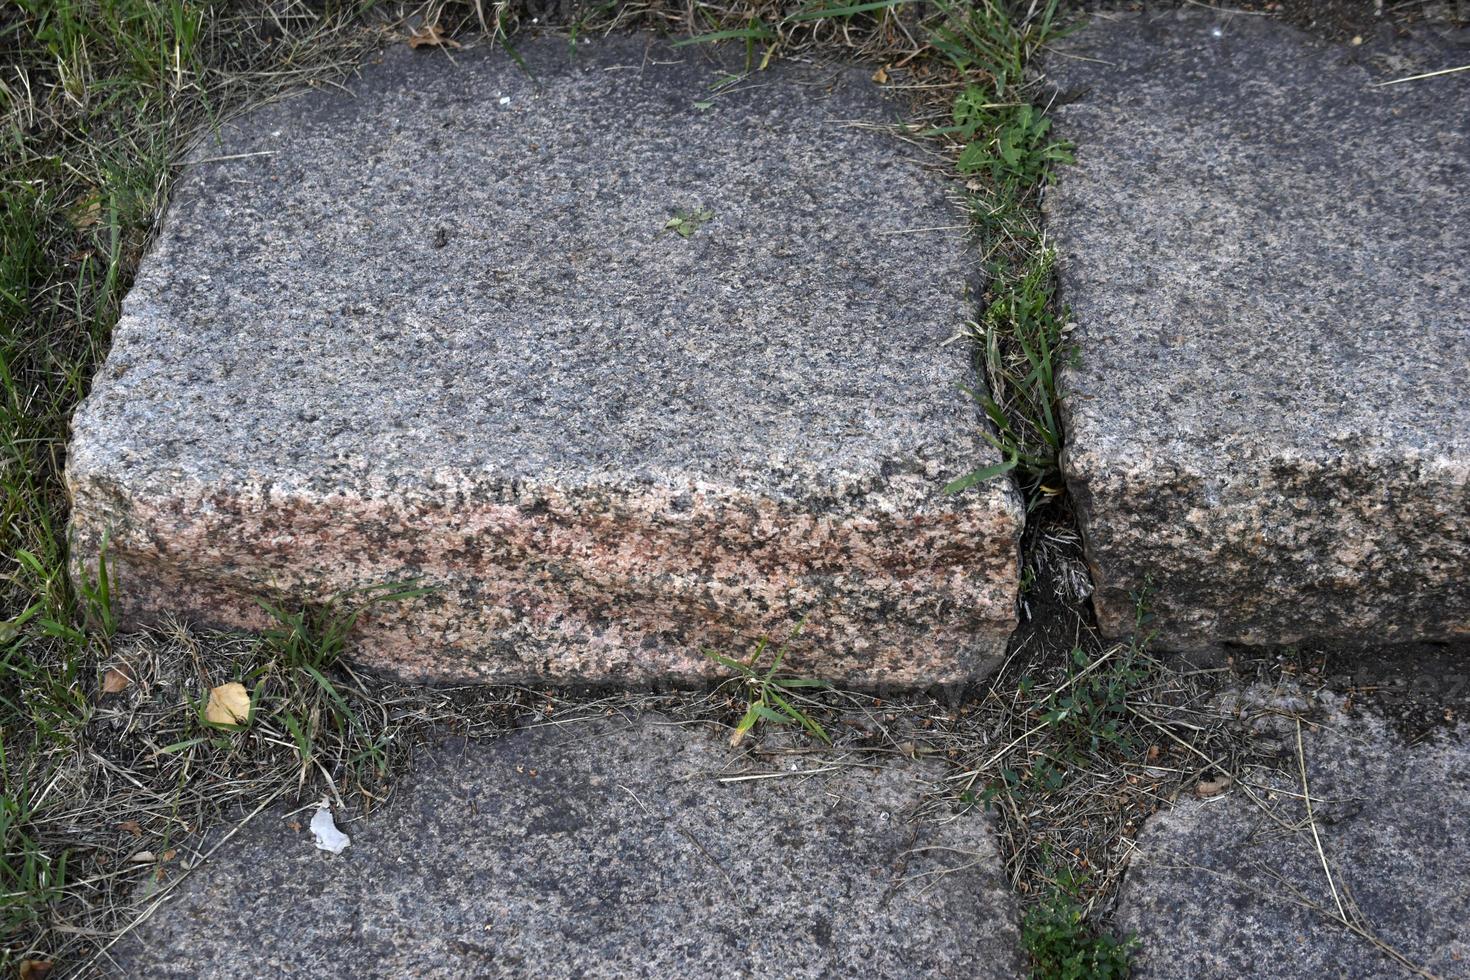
[1371,62,1470,86]
[1295,716,1346,924]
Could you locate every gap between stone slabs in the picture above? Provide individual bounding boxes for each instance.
[65,34,1025,689]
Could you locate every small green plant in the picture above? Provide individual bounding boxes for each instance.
[253,582,430,779]
[704,621,830,747]
[953,91,1074,191]
[1040,644,1146,756]
[946,248,1070,502]
[981,609,1154,806]
[1023,871,1136,979]
[664,207,715,238]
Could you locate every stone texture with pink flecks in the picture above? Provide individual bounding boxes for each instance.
[65,34,1023,688]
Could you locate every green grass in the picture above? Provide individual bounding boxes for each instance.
[943,247,1070,500]
[84,590,434,898]
[980,585,1158,796]
[1,0,195,951]
[929,0,1077,507]
[956,587,1159,979]
[703,620,832,747]
[0,758,67,945]
[251,583,430,782]
[155,584,431,786]
[1023,870,1137,980]
[981,630,1152,806]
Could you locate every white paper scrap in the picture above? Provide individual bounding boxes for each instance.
[310,806,351,855]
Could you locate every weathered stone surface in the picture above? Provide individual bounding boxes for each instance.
[1113,685,1470,979]
[1047,11,1470,651]
[110,715,1024,978]
[66,35,1022,686]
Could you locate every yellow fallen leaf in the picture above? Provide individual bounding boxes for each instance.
[68,193,101,229]
[872,64,889,84]
[101,666,132,695]
[1194,775,1234,798]
[19,959,53,980]
[407,24,460,49]
[205,682,251,725]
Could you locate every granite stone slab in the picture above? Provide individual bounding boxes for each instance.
[1112,686,1470,979]
[1046,11,1470,651]
[109,714,1025,979]
[66,34,1023,687]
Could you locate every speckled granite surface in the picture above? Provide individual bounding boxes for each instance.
[109,715,1024,979]
[1113,685,1469,979]
[66,35,1023,686]
[1047,11,1470,651]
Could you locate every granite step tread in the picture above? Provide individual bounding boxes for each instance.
[66,34,1023,688]
[1112,684,1470,979]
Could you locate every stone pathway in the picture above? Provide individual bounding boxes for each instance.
[105,693,1470,979]
[1046,10,1470,652]
[1114,686,1470,979]
[62,9,1470,980]
[109,715,1023,979]
[65,34,1022,690]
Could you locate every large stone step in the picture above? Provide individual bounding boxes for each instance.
[109,715,1024,978]
[1046,11,1469,652]
[66,35,1022,687]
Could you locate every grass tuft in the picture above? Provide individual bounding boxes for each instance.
[253,583,432,785]
[927,0,1076,507]
[1023,869,1137,980]
[703,620,832,747]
